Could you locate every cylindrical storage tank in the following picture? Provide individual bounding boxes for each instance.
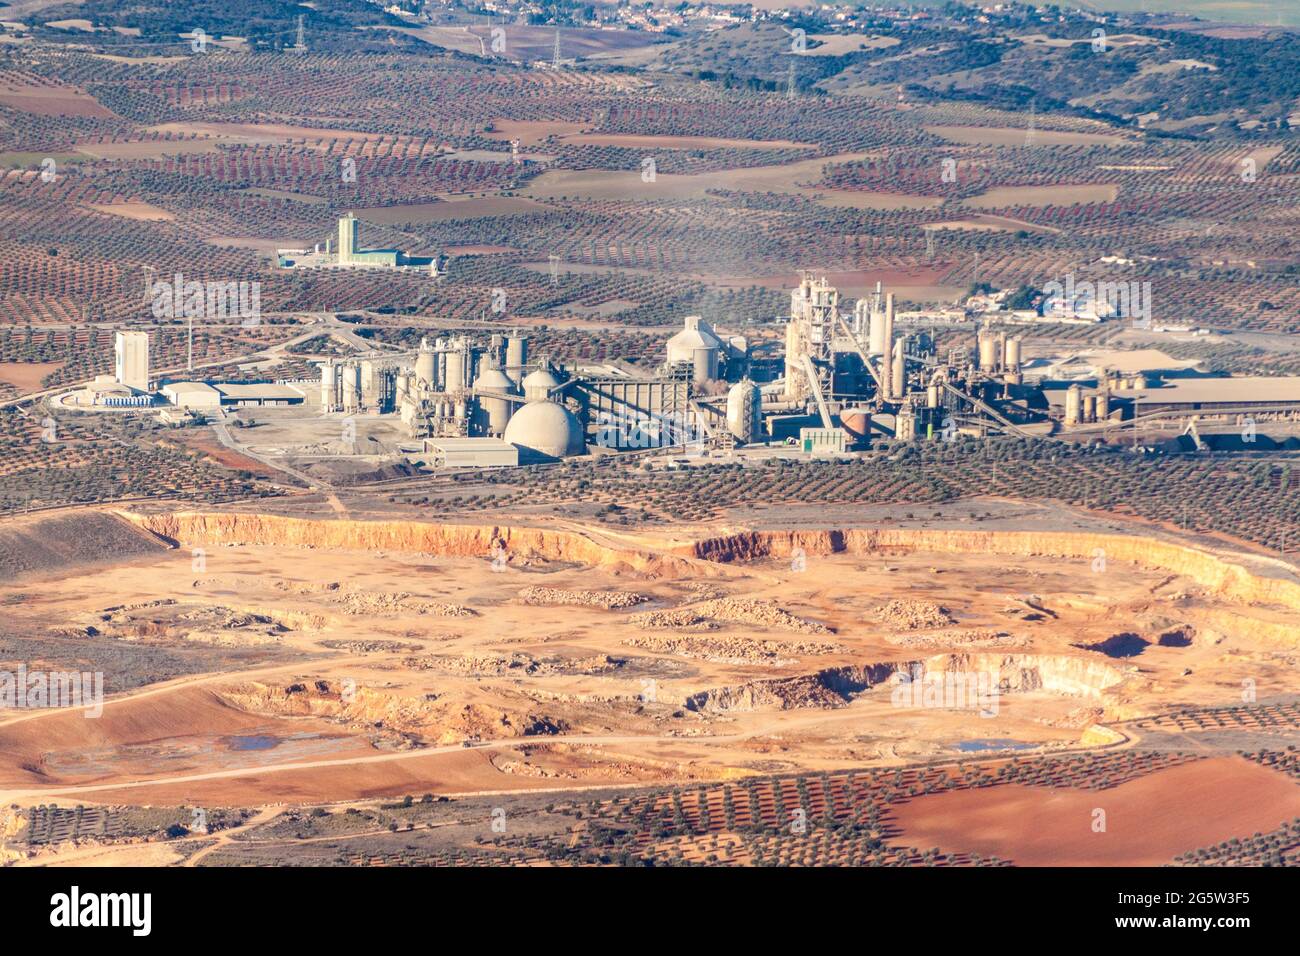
[692,346,717,384]
[1096,390,1110,421]
[395,372,410,406]
[320,362,336,411]
[444,349,466,392]
[1064,383,1082,425]
[926,383,939,408]
[840,407,871,448]
[341,363,361,413]
[522,367,560,403]
[416,341,435,388]
[1083,393,1097,423]
[868,310,887,356]
[1004,336,1023,373]
[506,336,528,384]
[475,367,515,436]
[725,379,761,444]
[891,339,906,400]
[978,333,999,372]
[360,360,378,408]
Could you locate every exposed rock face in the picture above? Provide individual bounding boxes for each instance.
[682,653,1131,713]
[121,511,704,578]
[220,679,567,746]
[681,529,1300,616]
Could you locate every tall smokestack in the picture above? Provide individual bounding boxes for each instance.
[891,337,906,401]
[880,293,895,401]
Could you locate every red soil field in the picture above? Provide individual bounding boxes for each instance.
[886,756,1300,866]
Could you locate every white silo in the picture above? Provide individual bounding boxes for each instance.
[891,337,906,400]
[320,361,337,412]
[475,366,515,436]
[444,346,467,393]
[1064,383,1082,425]
[360,359,379,409]
[692,346,717,384]
[506,335,528,385]
[1004,336,1023,373]
[416,337,436,389]
[868,309,887,357]
[341,363,361,413]
[522,366,560,403]
[978,330,999,373]
[726,379,761,444]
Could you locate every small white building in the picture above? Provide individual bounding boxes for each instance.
[161,381,222,409]
[800,427,847,455]
[423,437,519,469]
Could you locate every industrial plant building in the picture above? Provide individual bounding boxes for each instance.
[277,213,429,271]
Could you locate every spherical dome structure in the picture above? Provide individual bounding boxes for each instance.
[474,367,514,393]
[521,367,561,402]
[503,401,584,460]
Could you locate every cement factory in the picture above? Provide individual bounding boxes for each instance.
[48,272,1300,476]
[276,271,1300,468]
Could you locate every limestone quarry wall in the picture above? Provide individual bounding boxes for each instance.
[118,510,700,578]
[682,653,1132,714]
[118,511,1300,617]
[681,529,1300,613]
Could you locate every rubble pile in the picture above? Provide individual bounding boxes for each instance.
[625,633,844,667]
[630,598,829,633]
[888,628,1022,648]
[875,599,954,630]
[518,585,648,609]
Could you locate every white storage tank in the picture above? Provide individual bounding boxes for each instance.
[416,338,436,388]
[320,361,337,411]
[475,367,516,436]
[978,332,999,373]
[506,336,528,385]
[522,366,560,403]
[725,379,761,444]
[1065,383,1082,425]
[692,346,717,384]
[444,347,467,393]
[868,310,887,357]
[341,363,361,413]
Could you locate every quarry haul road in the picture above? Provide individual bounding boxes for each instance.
[0,701,1133,803]
[0,732,751,801]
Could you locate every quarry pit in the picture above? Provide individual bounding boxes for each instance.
[1,502,1297,865]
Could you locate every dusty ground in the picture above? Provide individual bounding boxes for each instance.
[886,756,1298,866]
[0,502,1295,864]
